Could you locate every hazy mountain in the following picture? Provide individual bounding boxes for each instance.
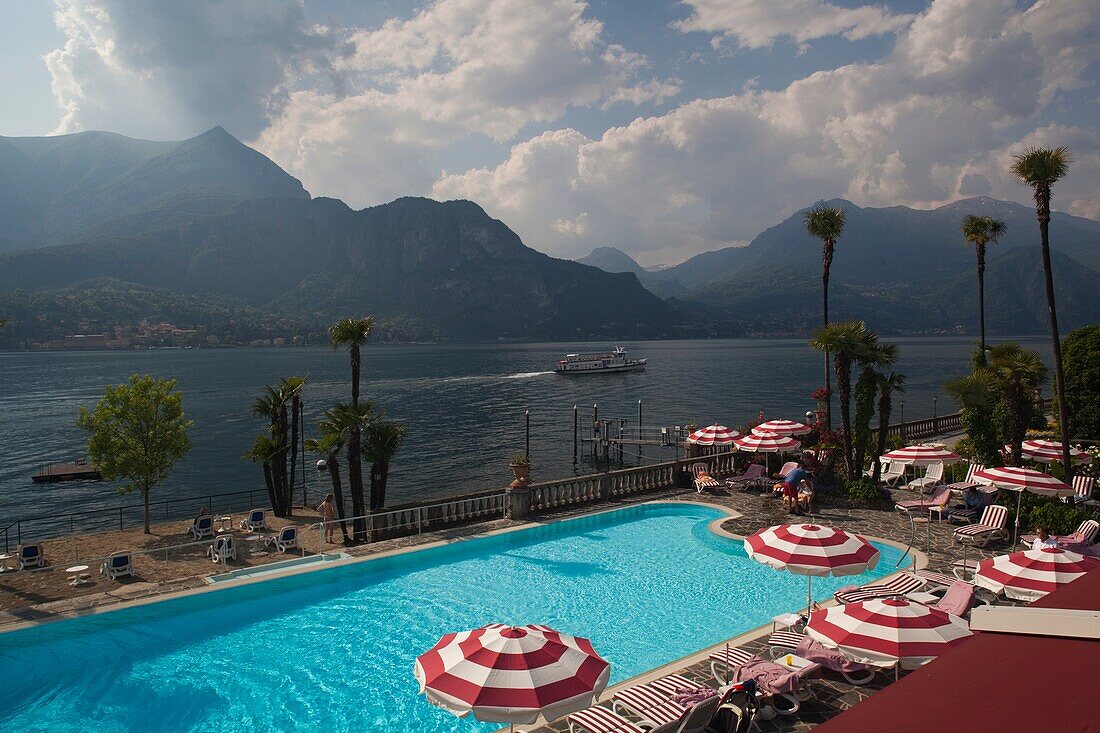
[0,196,684,341]
[575,246,689,298]
[0,127,308,251]
[686,199,1100,334]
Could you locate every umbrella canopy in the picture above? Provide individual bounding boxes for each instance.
[414,623,610,726]
[734,431,801,454]
[1017,439,1091,464]
[687,424,740,446]
[879,445,961,466]
[973,466,1074,545]
[807,598,972,670]
[745,523,880,615]
[974,547,1098,602]
[753,419,812,437]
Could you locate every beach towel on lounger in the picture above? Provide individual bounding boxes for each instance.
[795,637,872,676]
[730,657,801,695]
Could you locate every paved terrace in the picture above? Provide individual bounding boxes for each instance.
[0,482,1012,732]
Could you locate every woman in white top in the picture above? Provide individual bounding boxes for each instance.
[1031,526,1058,551]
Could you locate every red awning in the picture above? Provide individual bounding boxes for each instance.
[814,567,1100,732]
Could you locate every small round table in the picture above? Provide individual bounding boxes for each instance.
[66,565,90,573]
[245,534,265,555]
[217,516,233,533]
[0,554,14,572]
[66,565,92,587]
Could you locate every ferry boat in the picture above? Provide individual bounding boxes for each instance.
[555,347,647,374]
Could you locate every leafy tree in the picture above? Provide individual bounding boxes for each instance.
[804,203,846,429]
[872,371,905,482]
[305,415,351,544]
[960,214,1007,360]
[1058,325,1100,440]
[364,419,408,510]
[810,320,874,480]
[1012,146,1074,476]
[329,317,374,536]
[78,375,193,533]
[987,343,1047,465]
[945,370,1000,467]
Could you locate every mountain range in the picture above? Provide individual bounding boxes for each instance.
[0,126,1096,345]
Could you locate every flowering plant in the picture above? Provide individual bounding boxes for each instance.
[811,386,830,401]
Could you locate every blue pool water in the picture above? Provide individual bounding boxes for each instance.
[0,503,905,732]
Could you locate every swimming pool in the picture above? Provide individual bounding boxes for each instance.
[0,503,906,732]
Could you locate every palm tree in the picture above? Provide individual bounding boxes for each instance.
[1012,146,1073,477]
[986,343,1047,466]
[328,401,374,539]
[248,377,307,516]
[305,425,351,544]
[871,371,905,482]
[364,419,408,511]
[944,369,1000,467]
[852,340,898,475]
[809,320,874,480]
[329,317,375,535]
[804,203,847,429]
[960,215,1007,361]
[245,433,288,516]
[281,375,307,506]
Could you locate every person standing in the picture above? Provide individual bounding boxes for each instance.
[317,493,337,544]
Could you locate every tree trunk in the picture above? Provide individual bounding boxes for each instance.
[873,391,892,483]
[143,487,151,534]
[348,434,366,540]
[378,461,390,509]
[977,245,987,361]
[288,395,300,510]
[369,462,381,511]
[1008,391,1024,467]
[326,457,350,543]
[351,345,361,409]
[835,356,854,480]
[1037,192,1073,480]
[822,243,833,429]
[261,462,279,516]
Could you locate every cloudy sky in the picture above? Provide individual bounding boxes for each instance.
[2,0,1098,264]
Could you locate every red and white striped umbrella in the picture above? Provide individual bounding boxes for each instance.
[879,445,961,466]
[753,419,812,437]
[974,546,1098,601]
[687,424,740,446]
[972,466,1072,496]
[807,598,972,670]
[1017,439,1091,464]
[745,523,880,614]
[734,431,801,454]
[414,623,610,726]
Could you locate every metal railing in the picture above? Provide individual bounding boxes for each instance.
[1,488,271,552]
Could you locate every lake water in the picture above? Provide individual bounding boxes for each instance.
[0,337,1051,526]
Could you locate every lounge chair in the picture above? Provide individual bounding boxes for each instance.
[914,569,997,605]
[777,461,798,479]
[953,504,1009,547]
[100,551,134,579]
[874,461,905,487]
[947,462,984,492]
[766,631,875,685]
[571,695,720,733]
[895,485,952,520]
[692,463,720,494]
[1021,519,1100,548]
[709,646,813,716]
[724,464,765,491]
[925,581,973,617]
[568,705,645,733]
[1067,476,1097,509]
[612,674,711,723]
[264,525,300,552]
[208,535,236,564]
[238,509,267,531]
[187,515,215,540]
[833,572,925,604]
[17,543,45,570]
[906,462,944,492]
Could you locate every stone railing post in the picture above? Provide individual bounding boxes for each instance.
[506,485,531,520]
[599,473,612,500]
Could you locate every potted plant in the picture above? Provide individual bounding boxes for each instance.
[508,452,531,487]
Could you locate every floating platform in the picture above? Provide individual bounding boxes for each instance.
[31,462,101,483]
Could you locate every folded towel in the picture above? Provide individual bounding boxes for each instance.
[671,689,717,706]
[730,657,801,695]
[795,637,871,676]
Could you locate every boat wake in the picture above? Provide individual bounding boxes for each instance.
[504,371,554,379]
[442,370,553,383]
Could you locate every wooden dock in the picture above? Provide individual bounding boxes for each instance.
[31,462,101,483]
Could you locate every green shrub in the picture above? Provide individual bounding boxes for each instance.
[1058,325,1100,440]
[1007,491,1090,536]
[953,437,976,459]
[845,477,885,504]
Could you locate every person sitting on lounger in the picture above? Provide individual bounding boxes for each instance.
[1031,526,1058,550]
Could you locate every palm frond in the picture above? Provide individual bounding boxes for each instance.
[328,317,375,350]
[1011,146,1072,187]
[804,203,847,241]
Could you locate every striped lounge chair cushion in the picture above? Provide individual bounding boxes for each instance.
[636,700,688,727]
[569,705,644,733]
[834,573,924,604]
[695,477,721,489]
[648,674,706,697]
[947,508,980,523]
[768,631,805,650]
[614,684,670,714]
[709,646,755,668]
[914,569,957,589]
[953,523,1000,538]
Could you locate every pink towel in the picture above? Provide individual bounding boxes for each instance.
[795,637,872,676]
[671,689,717,706]
[730,657,801,695]
[933,581,973,616]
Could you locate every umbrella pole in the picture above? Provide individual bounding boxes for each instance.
[1014,491,1022,546]
[807,575,813,617]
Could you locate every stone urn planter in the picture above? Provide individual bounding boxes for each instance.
[508,453,530,488]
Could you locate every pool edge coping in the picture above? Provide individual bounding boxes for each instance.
[0,498,743,634]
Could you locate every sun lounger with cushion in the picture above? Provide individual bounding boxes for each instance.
[953,504,1009,547]
[239,509,267,531]
[708,646,811,715]
[725,464,765,491]
[895,485,952,519]
[100,551,134,579]
[692,463,720,494]
[833,573,925,604]
[1020,519,1100,548]
[906,462,944,492]
[947,463,984,492]
[612,674,713,723]
[17,543,45,570]
[766,632,875,685]
[568,705,645,733]
[208,535,236,564]
[264,525,300,552]
[1068,476,1097,509]
[187,515,214,540]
